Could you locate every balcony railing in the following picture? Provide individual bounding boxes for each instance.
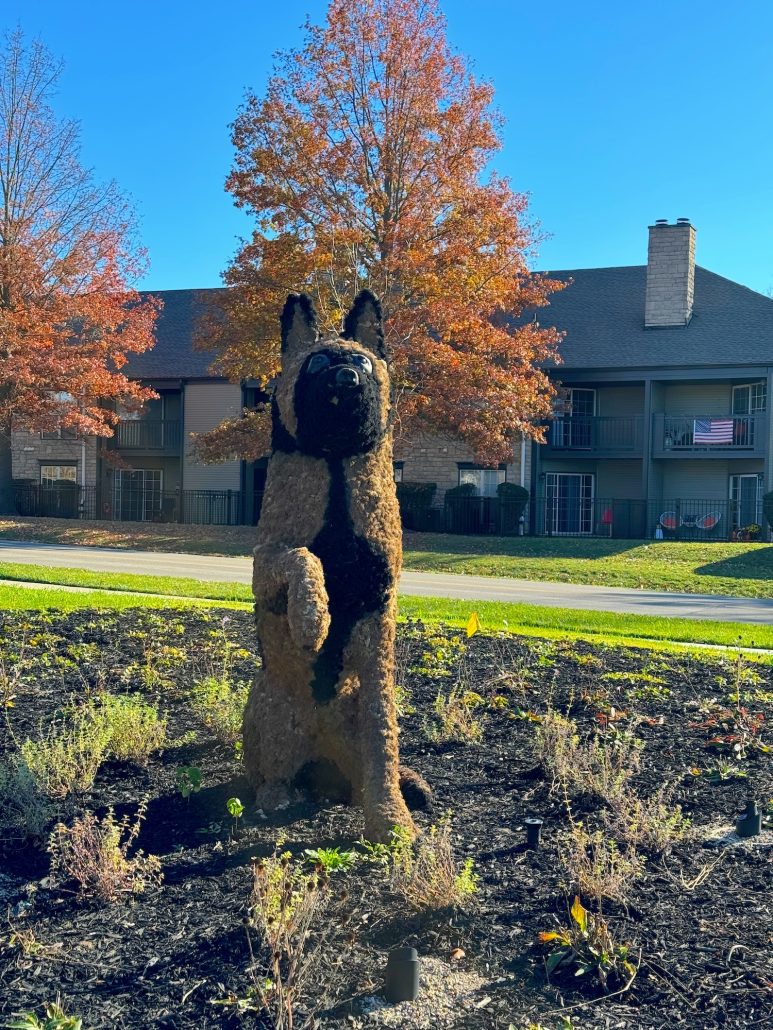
[652,414,766,457]
[113,419,181,451]
[544,415,644,455]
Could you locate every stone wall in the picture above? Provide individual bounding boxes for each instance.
[11,431,98,486]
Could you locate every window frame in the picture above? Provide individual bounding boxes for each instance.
[457,464,507,497]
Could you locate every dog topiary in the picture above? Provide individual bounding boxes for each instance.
[243,290,429,841]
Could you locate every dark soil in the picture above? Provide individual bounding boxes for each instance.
[0,609,771,1029]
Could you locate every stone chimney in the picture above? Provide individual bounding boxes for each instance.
[644,218,696,327]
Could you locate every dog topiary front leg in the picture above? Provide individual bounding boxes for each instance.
[253,545,330,652]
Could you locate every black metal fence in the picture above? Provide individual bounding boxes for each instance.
[532,496,765,542]
[4,484,244,526]
[3,483,766,542]
[399,494,527,535]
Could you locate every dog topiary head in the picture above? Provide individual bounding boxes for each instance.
[272,290,391,459]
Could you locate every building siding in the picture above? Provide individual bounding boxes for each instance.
[182,383,242,491]
[11,432,98,486]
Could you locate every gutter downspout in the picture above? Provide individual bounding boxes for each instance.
[520,434,526,487]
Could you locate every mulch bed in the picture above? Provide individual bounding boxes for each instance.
[0,609,771,1029]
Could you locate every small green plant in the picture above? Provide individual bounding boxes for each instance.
[558,820,642,903]
[5,1000,84,1029]
[226,796,244,833]
[234,843,331,1030]
[539,896,637,993]
[602,784,690,855]
[358,825,413,867]
[303,846,357,873]
[21,709,112,800]
[0,758,53,841]
[425,687,484,744]
[390,819,478,911]
[411,632,467,678]
[93,694,167,766]
[175,765,202,799]
[48,801,162,903]
[191,675,249,746]
[706,759,748,784]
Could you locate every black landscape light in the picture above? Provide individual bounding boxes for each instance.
[735,799,762,838]
[525,816,544,849]
[384,947,420,1003]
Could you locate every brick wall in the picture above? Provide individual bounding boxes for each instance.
[394,432,528,503]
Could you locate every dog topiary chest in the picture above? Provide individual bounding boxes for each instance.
[308,457,392,704]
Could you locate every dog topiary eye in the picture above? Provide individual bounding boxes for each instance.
[350,354,372,374]
[307,353,330,374]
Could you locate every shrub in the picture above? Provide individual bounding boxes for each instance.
[557,821,643,904]
[762,490,773,532]
[497,481,529,533]
[602,784,690,855]
[535,709,641,805]
[191,674,249,746]
[21,712,112,800]
[425,687,484,744]
[0,758,53,841]
[247,845,331,1030]
[48,801,161,902]
[94,694,167,765]
[390,819,478,912]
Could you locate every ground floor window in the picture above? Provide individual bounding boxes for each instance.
[113,469,163,522]
[729,474,762,531]
[544,472,594,535]
[40,464,78,485]
[458,465,506,497]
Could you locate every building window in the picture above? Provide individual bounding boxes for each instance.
[732,382,766,415]
[114,469,163,522]
[729,474,762,530]
[393,462,404,483]
[544,472,594,535]
[40,464,78,485]
[458,465,506,497]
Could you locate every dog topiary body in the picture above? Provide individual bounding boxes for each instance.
[244,290,425,841]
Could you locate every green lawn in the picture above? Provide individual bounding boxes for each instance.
[2,517,772,597]
[402,533,773,598]
[1,564,771,653]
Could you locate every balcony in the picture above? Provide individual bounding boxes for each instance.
[543,416,644,457]
[652,414,766,458]
[113,419,181,452]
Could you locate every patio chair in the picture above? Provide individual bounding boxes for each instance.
[659,511,679,531]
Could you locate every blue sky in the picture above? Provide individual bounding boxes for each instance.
[4,1,773,293]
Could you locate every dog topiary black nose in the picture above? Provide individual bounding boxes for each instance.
[336,367,359,387]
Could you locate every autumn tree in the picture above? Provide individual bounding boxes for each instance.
[201,0,563,464]
[0,29,159,439]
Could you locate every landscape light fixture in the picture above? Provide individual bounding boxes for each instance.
[384,947,420,1003]
[735,798,762,838]
[525,816,544,849]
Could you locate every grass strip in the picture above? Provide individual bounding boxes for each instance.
[0,560,251,601]
[397,595,773,652]
[0,575,770,653]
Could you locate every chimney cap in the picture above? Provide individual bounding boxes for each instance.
[655,219,668,225]
[676,217,691,225]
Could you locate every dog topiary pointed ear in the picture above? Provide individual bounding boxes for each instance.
[343,289,386,360]
[280,293,318,356]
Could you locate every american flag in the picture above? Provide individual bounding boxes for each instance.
[693,418,734,444]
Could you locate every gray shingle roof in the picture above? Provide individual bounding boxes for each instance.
[124,288,226,380]
[533,266,773,370]
[129,269,773,381]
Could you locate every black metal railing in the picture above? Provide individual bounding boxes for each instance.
[398,494,526,535]
[652,414,765,457]
[532,495,764,541]
[113,419,182,450]
[546,415,644,454]
[6,484,243,526]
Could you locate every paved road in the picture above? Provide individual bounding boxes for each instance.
[1,540,772,624]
